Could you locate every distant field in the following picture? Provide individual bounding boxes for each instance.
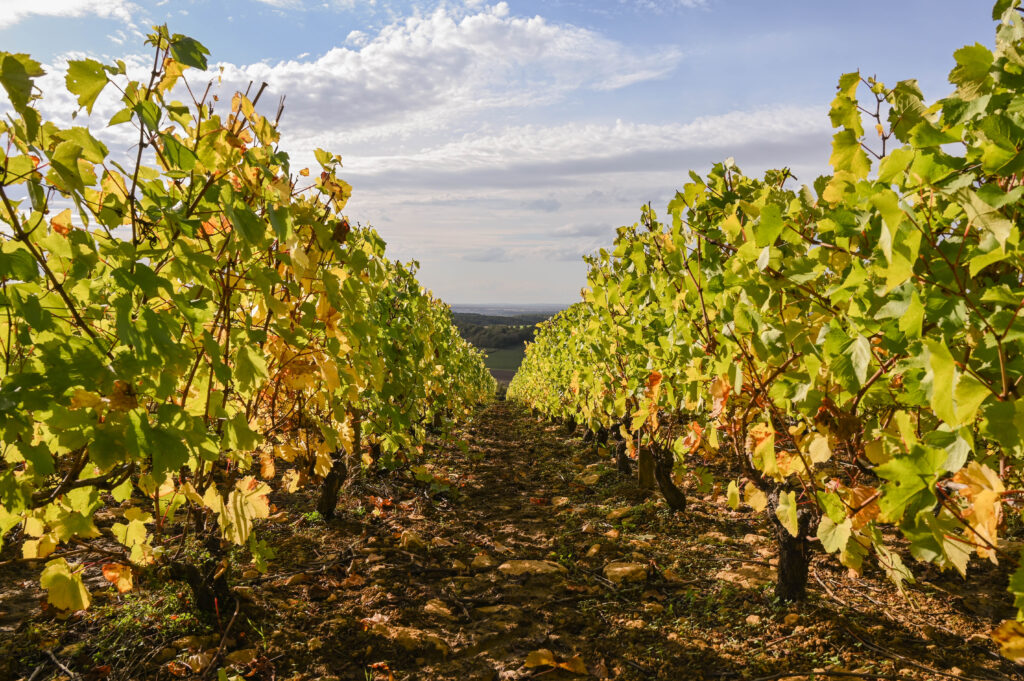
[484,345,526,372]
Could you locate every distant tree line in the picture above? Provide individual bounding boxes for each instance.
[452,313,549,349]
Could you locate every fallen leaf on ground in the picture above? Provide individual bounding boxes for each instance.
[525,648,588,674]
[715,564,774,588]
[606,507,632,521]
[423,599,455,619]
[498,560,567,577]
[471,552,498,570]
[341,573,366,588]
[183,652,213,673]
[366,622,449,655]
[400,531,426,552]
[603,562,647,584]
[225,648,258,665]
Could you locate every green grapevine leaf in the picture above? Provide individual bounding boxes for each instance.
[65,59,107,113]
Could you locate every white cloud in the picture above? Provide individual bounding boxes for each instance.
[553,223,613,238]
[522,197,561,212]
[215,3,682,142]
[345,30,369,46]
[623,0,708,11]
[0,0,140,27]
[342,107,827,178]
[253,0,303,7]
[463,246,513,262]
[253,0,375,10]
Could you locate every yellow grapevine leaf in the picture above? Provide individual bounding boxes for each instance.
[23,533,58,559]
[993,620,1024,661]
[23,516,45,538]
[525,649,558,668]
[314,441,333,478]
[40,558,90,611]
[775,490,799,537]
[953,462,1004,560]
[807,434,832,463]
[709,375,731,418]
[275,443,299,462]
[112,508,152,565]
[281,469,301,493]
[726,481,740,510]
[70,389,103,410]
[215,476,271,545]
[50,208,73,236]
[744,483,768,512]
[524,649,586,675]
[747,422,778,479]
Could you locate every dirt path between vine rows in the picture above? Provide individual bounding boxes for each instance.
[2,401,1021,680]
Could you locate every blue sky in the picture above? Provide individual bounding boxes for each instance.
[0,0,997,303]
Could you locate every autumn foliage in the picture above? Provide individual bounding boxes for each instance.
[510,0,1024,661]
[0,28,493,611]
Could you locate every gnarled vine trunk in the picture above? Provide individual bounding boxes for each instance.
[652,446,686,512]
[615,439,632,475]
[165,533,231,614]
[316,414,361,519]
[637,445,656,490]
[768,488,814,602]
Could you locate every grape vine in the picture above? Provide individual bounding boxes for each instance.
[510,0,1024,660]
[0,27,494,612]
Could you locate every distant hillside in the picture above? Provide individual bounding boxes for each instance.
[450,304,567,317]
[452,311,556,378]
[452,312,549,350]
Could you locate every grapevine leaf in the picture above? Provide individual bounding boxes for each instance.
[925,338,992,427]
[170,35,210,70]
[898,291,924,338]
[753,204,783,247]
[949,43,993,98]
[159,133,197,171]
[877,146,914,183]
[774,491,799,537]
[992,620,1024,661]
[726,480,740,510]
[57,127,108,163]
[65,59,107,113]
[132,100,161,132]
[958,188,1012,247]
[40,558,90,611]
[816,491,846,523]
[235,343,269,397]
[847,335,873,387]
[0,52,43,112]
[101,563,133,593]
[817,516,852,553]
[875,445,945,522]
[1009,554,1024,613]
[743,483,767,513]
[830,130,871,178]
[0,241,39,282]
[47,141,86,193]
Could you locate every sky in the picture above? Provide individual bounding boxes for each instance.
[0,0,999,304]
